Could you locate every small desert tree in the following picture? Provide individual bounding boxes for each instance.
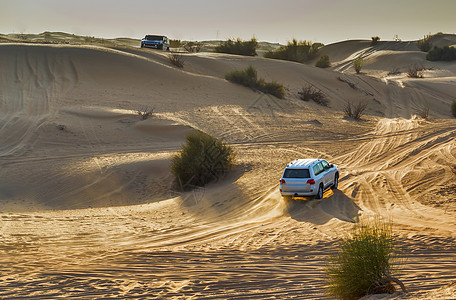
[353,56,363,74]
[326,218,406,299]
[451,100,456,117]
[315,55,331,68]
[371,36,380,46]
[171,131,235,190]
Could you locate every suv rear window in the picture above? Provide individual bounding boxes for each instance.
[145,35,163,40]
[283,169,310,178]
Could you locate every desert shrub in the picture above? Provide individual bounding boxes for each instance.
[258,80,285,99]
[171,131,235,190]
[387,67,401,76]
[215,38,258,56]
[315,55,331,68]
[225,66,285,98]
[426,45,456,61]
[451,101,456,117]
[344,101,368,120]
[407,64,424,78]
[353,56,363,74]
[84,36,96,43]
[225,65,258,88]
[371,36,380,46]
[264,39,321,63]
[417,104,430,119]
[298,84,329,106]
[183,41,202,53]
[168,52,185,68]
[416,34,433,52]
[137,106,154,120]
[170,39,181,48]
[326,219,406,299]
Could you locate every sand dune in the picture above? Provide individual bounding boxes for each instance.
[1,40,456,298]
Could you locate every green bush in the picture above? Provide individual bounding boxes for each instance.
[225,66,285,98]
[225,65,258,88]
[258,80,285,99]
[353,56,363,73]
[426,45,456,61]
[416,34,432,52]
[451,101,456,117]
[171,131,235,190]
[326,219,405,299]
[315,55,331,68]
[215,38,258,56]
[169,39,181,48]
[371,36,380,46]
[264,39,321,63]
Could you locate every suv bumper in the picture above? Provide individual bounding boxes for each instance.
[281,191,316,197]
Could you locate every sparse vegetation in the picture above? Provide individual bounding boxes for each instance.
[451,101,456,117]
[426,45,456,61]
[225,66,285,98]
[298,84,329,106]
[257,79,286,99]
[371,36,380,46]
[215,38,258,56]
[325,218,406,299]
[315,55,331,68]
[183,41,202,53]
[417,104,430,119]
[171,131,235,190]
[353,56,363,74]
[264,39,321,63]
[170,39,181,48]
[387,67,401,76]
[137,106,154,120]
[168,52,185,68]
[417,34,433,52]
[407,64,425,78]
[344,101,368,120]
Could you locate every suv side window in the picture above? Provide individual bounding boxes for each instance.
[313,163,324,176]
[321,160,330,170]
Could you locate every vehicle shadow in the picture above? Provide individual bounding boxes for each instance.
[285,189,361,225]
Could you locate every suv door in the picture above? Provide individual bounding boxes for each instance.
[312,163,325,188]
[320,160,334,188]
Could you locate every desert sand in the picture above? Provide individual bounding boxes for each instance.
[0,34,456,298]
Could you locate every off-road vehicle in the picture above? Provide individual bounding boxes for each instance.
[141,35,170,50]
[279,159,339,200]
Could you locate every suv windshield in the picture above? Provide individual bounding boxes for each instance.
[283,169,310,178]
[145,35,163,41]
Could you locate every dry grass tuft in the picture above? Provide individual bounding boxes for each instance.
[168,52,185,68]
[344,101,368,120]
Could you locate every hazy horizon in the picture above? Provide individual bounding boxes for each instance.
[1,0,455,44]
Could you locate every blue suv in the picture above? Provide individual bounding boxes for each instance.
[141,35,170,50]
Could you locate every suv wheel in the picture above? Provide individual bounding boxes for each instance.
[331,174,339,190]
[315,184,324,199]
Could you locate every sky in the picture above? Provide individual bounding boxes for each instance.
[1,0,455,44]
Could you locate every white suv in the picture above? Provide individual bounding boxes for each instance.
[279,159,339,200]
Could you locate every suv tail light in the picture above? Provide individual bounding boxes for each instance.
[306,179,315,184]
[280,179,286,184]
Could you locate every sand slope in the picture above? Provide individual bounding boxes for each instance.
[1,42,456,298]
